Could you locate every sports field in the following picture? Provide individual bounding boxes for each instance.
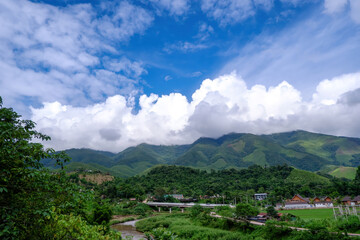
[279,208,334,220]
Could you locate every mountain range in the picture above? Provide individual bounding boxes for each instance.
[42,130,360,178]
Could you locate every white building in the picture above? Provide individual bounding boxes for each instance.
[254,193,268,201]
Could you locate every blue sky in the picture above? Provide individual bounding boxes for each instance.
[1,0,360,151]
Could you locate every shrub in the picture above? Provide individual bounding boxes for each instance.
[92,202,112,226]
[44,212,121,239]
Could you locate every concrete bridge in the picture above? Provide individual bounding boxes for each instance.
[145,202,234,213]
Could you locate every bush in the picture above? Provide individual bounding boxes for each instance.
[190,204,203,218]
[145,227,178,240]
[93,202,112,226]
[235,203,259,220]
[336,216,360,233]
[134,203,152,217]
[44,211,121,240]
[263,222,293,239]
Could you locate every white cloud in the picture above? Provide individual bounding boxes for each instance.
[32,72,360,152]
[149,0,189,16]
[200,0,274,25]
[220,8,360,99]
[0,0,152,114]
[164,41,209,53]
[195,23,214,41]
[104,57,147,78]
[191,71,203,77]
[201,0,255,26]
[165,22,214,53]
[312,72,360,105]
[324,0,360,24]
[97,1,153,41]
[324,0,347,14]
[164,75,172,81]
[349,0,360,24]
[254,0,274,11]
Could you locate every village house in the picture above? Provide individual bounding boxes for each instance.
[280,194,311,209]
[276,194,333,209]
[254,193,268,201]
[312,196,333,208]
[341,195,360,205]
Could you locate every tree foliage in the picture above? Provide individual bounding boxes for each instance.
[0,97,117,239]
[234,203,259,220]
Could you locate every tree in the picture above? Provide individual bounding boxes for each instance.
[92,202,112,226]
[234,203,259,220]
[190,204,203,218]
[355,166,360,182]
[0,96,108,239]
[266,206,278,219]
[352,166,360,195]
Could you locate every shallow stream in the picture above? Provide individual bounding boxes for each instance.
[111,220,146,240]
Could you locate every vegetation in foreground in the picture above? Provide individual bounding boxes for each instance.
[0,97,120,239]
[135,205,360,240]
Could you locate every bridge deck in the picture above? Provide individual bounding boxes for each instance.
[146,202,234,208]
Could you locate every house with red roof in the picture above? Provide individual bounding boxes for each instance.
[341,195,360,206]
[276,194,333,209]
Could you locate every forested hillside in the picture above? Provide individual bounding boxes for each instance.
[43,131,360,178]
[97,165,360,204]
[269,130,360,167]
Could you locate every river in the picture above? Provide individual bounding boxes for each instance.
[111,220,146,240]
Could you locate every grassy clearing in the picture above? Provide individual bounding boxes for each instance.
[329,166,357,180]
[78,173,114,184]
[279,208,334,220]
[285,168,330,185]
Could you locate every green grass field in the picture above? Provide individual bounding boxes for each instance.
[329,166,357,180]
[279,208,334,220]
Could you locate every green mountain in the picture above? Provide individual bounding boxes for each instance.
[174,133,330,171]
[43,131,360,177]
[42,148,116,168]
[268,130,360,167]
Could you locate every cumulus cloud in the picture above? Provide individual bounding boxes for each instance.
[312,72,360,105]
[0,0,152,114]
[32,72,360,152]
[338,88,360,106]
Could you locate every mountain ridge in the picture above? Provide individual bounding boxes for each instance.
[42,130,360,178]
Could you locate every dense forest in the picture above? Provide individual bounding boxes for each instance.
[96,165,360,205]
